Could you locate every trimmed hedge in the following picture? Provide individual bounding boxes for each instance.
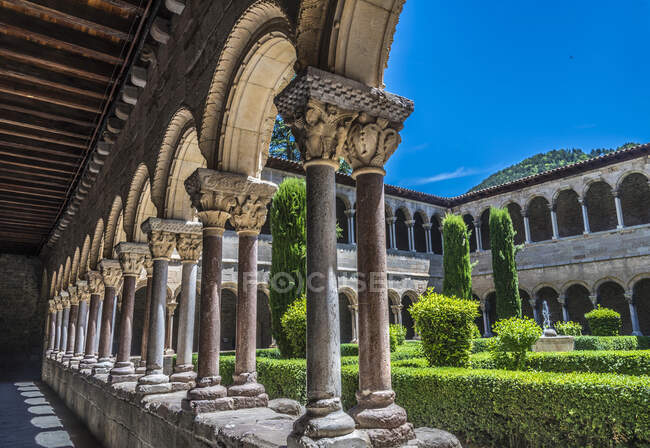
[585,305,622,336]
[471,350,650,376]
[472,336,650,352]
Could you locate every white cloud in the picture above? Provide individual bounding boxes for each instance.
[409,167,483,185]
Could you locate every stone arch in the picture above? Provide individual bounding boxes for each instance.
[70,247,80,284]
[336,196,349,244]
[429,214,443,255]
[479,208,490,250]
[124,164,154,241]
[462,214,477,253]
[618,172,650,227]
[554,189,583,237]
[79,235,91,278]
[395,207,410,251]
[89,219,104,271]
[103,196,124,259]
[200,1,296,176]
[56,265,64,295]
[584,180,617,232]
[49,270,56,298]
[632,278,650,335]
[533,285,561,326]
[62,256,71,289]
[400,290,417,339]
[520,289,534,320]
[596,280,630,334]
[133,179,157,244]
[505,202,525,245]
[564,283,593,332]
[413,210,427,253]
[526,196,552,242]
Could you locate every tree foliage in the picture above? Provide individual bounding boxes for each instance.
[470,143,639,192]
[269,178,306,357]
[442,214,472,299]
[489,207,521,320]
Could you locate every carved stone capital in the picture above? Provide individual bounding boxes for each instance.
[99,259,122,288]
[624,291,634,304]
[144,256,153,276]
[60,291,70,308]
[76,280,90,302]
[176,233,202,262]
[147,230,176,260]
[67,286,79,306]
[344,113,403,175]
[86,270,104,295]
[166,301,177,314]
[54,297,63,311]
[115,242,149,276]
[48,299,56,313]
[229,183,277,235]
[557,296,566,306]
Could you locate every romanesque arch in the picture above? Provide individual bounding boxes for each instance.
[596,280,630,334]
[395,207,410,251]
[554,189,583,237]
[201,1,296,177]
[585,181,617,232]
[564,283,592,332]
[618,172,650,227]
[124,164,154,241]
[70,247,80,284]
[79,235,91,278]
[413,210,427,253]
[479,208,490,250]
[103,196,124,259]
[62,256,71,290]
[430,214,443,254]
[632,278,650,335]
[463,214,477,252]
[89,219,104,271]
[527,197,552,242]
[506,202,525,245]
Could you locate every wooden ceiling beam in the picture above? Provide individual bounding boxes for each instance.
[1,0,134,42]
[0,68,106,101]
[0,149,81,167]
[0,158,76,174]
[0,128,88,150]
[0,184,65,199]
[0,198,60,210]
[0,82,102,114]
[0,103,96,128]
[0,218,52,229]
[2,174,68,190]
[0,118,88,139]
[0,139,85,158]
[0,231,44,240]
[0,165,74,182]
[0,206,58,219]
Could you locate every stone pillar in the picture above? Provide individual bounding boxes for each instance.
[170,230,202,387]
[182,170,241,413]
[391,304,403,325]
[439,225,445,255]
[625,291,643,336]
[276,70,372,445]
[386,217,397,249]
[164,301,177,355]
[480,300,492,337]
[136,218,176,396]
[579,199,591,234]
[558,296,569,322]
[613,191,625,229]
[589,294,598,307]
[46,300,57,357]
[422,223,433,253]
[349,304,359,343]
[81,271,103,370]
[63,288,78,365]
[53,297,62,357]
[137,257,153,372]
[227,180,277,408]
[405,219,415,252]
[110,242,149,383]
[474,221,482,252]
[59,293,70,362]
[551,207,560,240]
[94,259,122,374]
[523,213,532,244]
[345,209,356,244]
[71,281,90,368]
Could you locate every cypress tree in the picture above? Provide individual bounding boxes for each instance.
[489,207,521,319]
[442,214,472,299]
[269,177,307,357]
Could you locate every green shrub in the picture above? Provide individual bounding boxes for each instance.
[341,344,358,357]
[471,337,492,353]
[489,207,522,319]
[389,324,407,352]
[280,294,307,358]
[470,323,481,340]
[574,336,638,351]
[585,305,622,336]
[442,214,472,299]
[555,320,583,336]
[490,317,541,370]
[410,289,479,367]
[270,178,307,357]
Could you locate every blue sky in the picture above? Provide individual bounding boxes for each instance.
[383,0,650,197]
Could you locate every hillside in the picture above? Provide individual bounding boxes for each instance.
[469,143,639,192]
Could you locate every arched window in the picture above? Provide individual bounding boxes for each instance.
[598,281,631,334]
[633,279,650,336]
[395,208,410,251]
[414,213,427,253]
[430,215,443,254]
[463,214,477,253]
[479,209,490,250]
[565,284,593,332]
[555,190,583,237]
[619,173,650,226]
[506,203,525,245]
[336,197,349,243]
[585,181,617,232]
[527,197,553,242]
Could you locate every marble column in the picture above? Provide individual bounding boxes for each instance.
[480,300,492,337]
[227,180,276,407]
[345,209,356,244]
[386,217,397,249]
[551,207,560,240]
[110,242,148,383]
[423,223,433,253]
[170,230,202,387]
[94,259,122,374]
[46,300,56,357]
[53,297,62,357]
[137,257,153,372]
[81,271,103,370]
[63,288,78,365]
[613,191,625,229]
[474,221,483,252]
[71,281,90,369]
[164,302,177,355]
[579,199,591,234]
[405,219,415,251]
[391,304,403,325]
[93,299,103,356]
[625,291,643,336]
[558,296,570,322]
[136,218,176,396]
[59,294,70,362]
[523,214,532,243]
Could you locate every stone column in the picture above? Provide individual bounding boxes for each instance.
[625,291,643,336]
[480,300,492,337]
[589,294,598,307]
[391,304,403,325]
[46,300,56,357]
[386,217,397,249]
[81,271,103,371]
[136,218,176,396]
[59,293,70,362]
[94,259,122,374]
[439,225,445,254]
[137,257,153,372]
[474,221,483,252]
[345,209,356,244]
[53,297,62,357]
[423,223,433,253]
[226,180,277,408]
[349,304,359,343]
[579,199,591,234]
[551,207,560,240]
[63,288,78,365]
[110,242,148,383]
[613,191,625,229]
[557,296,570,322]
[405,219,415,252]
[523,213,532,243]
[164,302,177,355]
[170,230,202,387]
[71,281,90,369]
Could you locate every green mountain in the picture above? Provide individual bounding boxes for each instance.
[469,143,639,192]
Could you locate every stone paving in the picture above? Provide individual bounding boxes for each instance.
[0,380,101,448]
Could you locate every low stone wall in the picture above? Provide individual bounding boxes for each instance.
[42,358,294,448]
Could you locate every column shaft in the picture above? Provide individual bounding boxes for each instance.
[551,209,559,239]
[74,300,88,357]
[176,262,197,370]
[54,309,62,353]
[98,286,117,362]
[524,216,532,243]
[614,195,624,229]
[147,259,168,375]
[165,307,175,354]
[93,300,103,355]
[60,307,70,358]
[83,294,101,364]
[140,275,153,367]
[235,234,257,378]
[64,304,78,359]
[581,201,591,234]
[112,275,137,375]
[475,224,483,251]
[48,311,56,353]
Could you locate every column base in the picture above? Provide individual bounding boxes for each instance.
[182,380,228,414]
[108,361,140,384]
[61,352,74,364]
[227,372,268,409]
[92,358,114,375]
[287,429,370,448]
[135,372,172,396]
[170,365,197,389]
[349,391,415,447]
[135,360,146,374]
[164,348,175,356]
[293,407,357,440]
[79,355,98,373]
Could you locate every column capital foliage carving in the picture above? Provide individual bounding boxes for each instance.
[48,299,56,313]
[67,286,79,306]
[176,233,202,262]
[144,256,153,276]
[60,291,70,308]
[99,259,122,288]
[76,280,90,302]
[115,242,149,276]
[85,270,104,295]
[230,184,277,235]
[147,230,176,259]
